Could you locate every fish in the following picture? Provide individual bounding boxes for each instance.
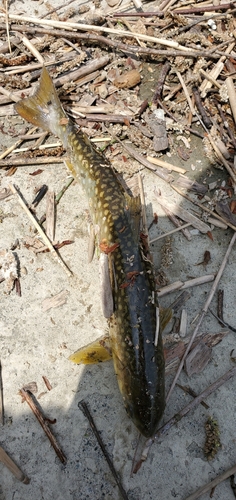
[15,67,171,438]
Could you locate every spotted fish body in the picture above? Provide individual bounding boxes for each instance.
[15,67,165,437]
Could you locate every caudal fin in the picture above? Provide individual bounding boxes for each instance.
[15,67,66,135]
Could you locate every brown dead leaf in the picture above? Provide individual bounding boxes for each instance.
[230,200,236,214]
[114,70,141,89]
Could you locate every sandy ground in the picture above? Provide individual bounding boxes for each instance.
[1,1,236,500]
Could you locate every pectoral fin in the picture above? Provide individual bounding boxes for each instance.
[69,335,112,364]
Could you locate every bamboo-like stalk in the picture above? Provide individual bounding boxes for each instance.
[17,33,45,64]
[0,13,200,53]
[0,446,29,483]
[157,274,215,297]
[146,156,186,174]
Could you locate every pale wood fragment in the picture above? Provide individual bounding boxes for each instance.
[46,190,55,242]
[184,340,212,376]
[146,156,186,174]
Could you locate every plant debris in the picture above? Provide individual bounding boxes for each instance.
[204,416,221,461]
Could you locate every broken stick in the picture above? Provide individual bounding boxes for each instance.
[19,388,66,464]
[0,446,29,484]
[9,184,72,277]
[79,400,128,500]
[184,462,236,500]
[166,231,236,404]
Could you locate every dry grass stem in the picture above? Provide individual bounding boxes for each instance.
[199,42,235,96]
[172,185,236,231]
[18,33,45,64]
[146,156,186,174]
[154,190,210,233]
[157,274,215,297]
[0,14,200,53]
[0,127,37,161]
[149,222,192,243]
[0,157,66,167]
[166,231,236,404]
[184,464,236,500]
[9,184,72,277]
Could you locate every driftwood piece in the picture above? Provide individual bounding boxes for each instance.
[0,446,29,484]
[184,340,212,376]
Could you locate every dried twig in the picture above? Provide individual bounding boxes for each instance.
[149,222,192,243]
[19,388,66,464]
[136,366,236,471]
[154,189,210,234]
[146,156,186,174]
[0,23,221,60]
[9,184,72,277]
[157,274,215,297]
[152,62,171,104]
[111,135,173,184]
[199,42,235,96]
[184,463,236,500]
[78,401,129,500]
[217,289,224,327]
[0,446,29,483]
[0,14,203,53]
[166,231,236,404]
[17,33,44,64]
[160,366,236,436]
[172,185,236,232]
[0,127,37,161]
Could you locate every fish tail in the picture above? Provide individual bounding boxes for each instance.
[15,67,66,136]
